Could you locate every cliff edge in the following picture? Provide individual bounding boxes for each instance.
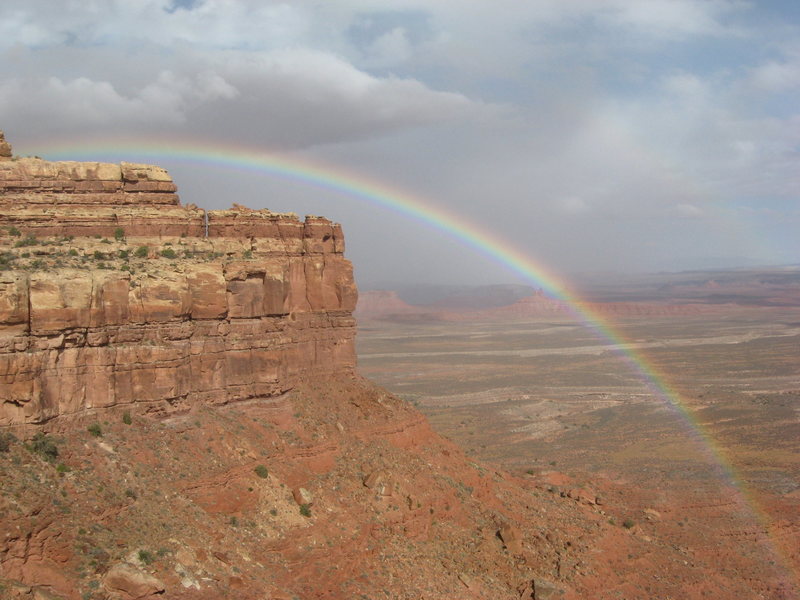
[0,131,357,425]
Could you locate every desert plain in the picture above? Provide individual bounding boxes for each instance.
[357,270,800,598]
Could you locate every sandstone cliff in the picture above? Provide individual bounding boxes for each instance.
[0,132,357,425]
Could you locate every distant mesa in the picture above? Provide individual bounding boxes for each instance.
[0,130,12,160]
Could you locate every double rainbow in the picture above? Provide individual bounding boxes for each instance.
[31,136,797,587]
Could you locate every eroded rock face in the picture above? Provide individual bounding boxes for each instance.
[0,134,357,425]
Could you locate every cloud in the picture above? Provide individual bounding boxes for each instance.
[1,45,479,147]
[750,59,800,92]
[0,70,238,127]
[674,203,704,217]
[1,0,798,276]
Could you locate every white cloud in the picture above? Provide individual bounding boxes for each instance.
[674,203,704,217]
[559,196,591,215]
[0,70,239,126]
[750,59,800,92]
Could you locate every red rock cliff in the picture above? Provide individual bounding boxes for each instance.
[0,133,357,425]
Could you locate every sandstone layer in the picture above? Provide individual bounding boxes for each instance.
[0,135,357,425]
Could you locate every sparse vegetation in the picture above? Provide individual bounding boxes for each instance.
[28,432,59,461]
[114,227,125,241]
[160,248,177,259]
[7,226,21,236]
[14,235,38,248]
[622,518,635,529]
[87,423,103,438]
[137,550,155,565]
[254,465,269,478]
[0,432,16,452]
[122,411,132,425]
[134,246,149,258]
[300,503,312,517]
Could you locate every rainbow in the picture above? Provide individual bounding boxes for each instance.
[26,135,798,587]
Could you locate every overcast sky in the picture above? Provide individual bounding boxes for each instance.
[2,0,798,286]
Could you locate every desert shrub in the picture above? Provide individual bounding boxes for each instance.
[137,550,154,565]
[14,235,38,248]
[134,246,149,258]
[229,516,238,526]
[68,248,79,256]
[0,432,16,452]
[93,250,105,260]
[56,463,71,473]
[622,518,635,529]
[28,432,59,461]
[87,423,102,438]
[8,226,21,237]
[125,488,137,499]
[122,411,132,425]
[299,503,311,517]
[118,249,129,259]
[114,227,125,241]
[254,465,269,479]
[160,248,177,259]
[242,250,253,259]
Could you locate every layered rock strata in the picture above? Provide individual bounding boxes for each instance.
[0,134,357,425]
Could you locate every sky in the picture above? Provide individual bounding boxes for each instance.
[1,0,799,287]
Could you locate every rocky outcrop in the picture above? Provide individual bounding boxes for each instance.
[0,134,357,425]
[0,131,11,161]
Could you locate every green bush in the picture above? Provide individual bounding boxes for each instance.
[68,249,79,257]
[137,550,154,565]
[254,465,269,478]
[160,248,177,259]
[8,226,21,237]
[93,250,105,260]
[299,503,311,517]
[118,249,129,259]
[87,423,102,438]
[14,235,38,248]
[122,411,132,425]
[622,518,635,529]
[28,432,59,461]
[134,246,149,258]
[114,227,125,241]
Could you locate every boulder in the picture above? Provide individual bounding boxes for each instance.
[103,563,165,598]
